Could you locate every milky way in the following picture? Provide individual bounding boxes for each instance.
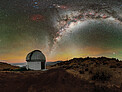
[49,1,122,57]
[0,0,122,62]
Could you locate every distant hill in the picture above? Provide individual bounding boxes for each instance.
[49,57,122,88]
[0,62,20,71]
[52,57,122,68]
[11,61,63,67]
[46,61,63,66]
[11,63,26,67]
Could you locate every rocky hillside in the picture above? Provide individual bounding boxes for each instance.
[0,68,121,92]
[53,57,122,68]
[0,62,20,71]
[0,57,121,92]
[50,57,122,88]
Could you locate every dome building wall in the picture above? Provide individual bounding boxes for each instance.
[26,50,46,70]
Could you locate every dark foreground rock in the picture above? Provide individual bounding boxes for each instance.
[0,68,121,92]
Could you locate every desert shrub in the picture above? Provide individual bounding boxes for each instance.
[66,66,73,69]
[3,68,11,71]
[85,68,89,71]
[119,66,122,68]
[109,65,117,68]
[92,67,112,81]
[103,62,108,65]
[116,63,120,66]
[75,65,79,68]
[95,62,100,65]
[86,64,88,67]
[62,65,73,69]
[89,70,93,74]
[82,64,85,66]
[62,65,67,68]
[94,86,114,92]
[79,70,84,74]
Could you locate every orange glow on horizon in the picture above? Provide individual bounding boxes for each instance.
[0,46,121,63]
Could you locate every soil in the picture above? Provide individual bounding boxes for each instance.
[0,68,121,92]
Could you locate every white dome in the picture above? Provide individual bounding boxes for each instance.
[26,50,46,62]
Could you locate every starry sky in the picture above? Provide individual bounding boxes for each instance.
[0,0,122,63]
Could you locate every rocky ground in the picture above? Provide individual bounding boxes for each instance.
[0,68,121,92]
[49,57,122,89]
[0,62,19,71]
[0,57,122,92]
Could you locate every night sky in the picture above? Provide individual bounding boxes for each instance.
[0,0,122,63]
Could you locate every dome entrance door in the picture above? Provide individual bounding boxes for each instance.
[41,62,45,69]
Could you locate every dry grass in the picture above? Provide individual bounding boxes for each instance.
[51,57,122,88]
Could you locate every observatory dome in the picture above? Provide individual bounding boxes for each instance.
[26,50,46,62]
